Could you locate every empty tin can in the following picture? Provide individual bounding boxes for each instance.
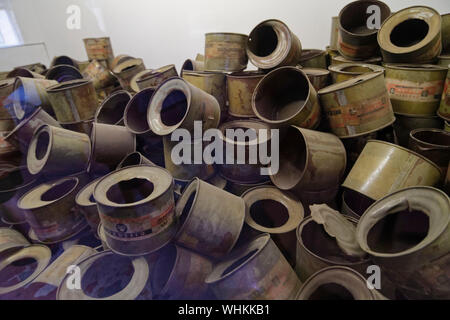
[112,58,146,91]
[298,49,328,69]
[45,65,83,83]
[330,54,382,66]
[75,177,102,233]
[227,71,264,118]
[136,65,178,91]
[302,68,330,91]
[83,37,114,67]
[82,60,116,90]
[124,87,156,135]
[328,63,384,83]
[205,33,248,72]
[393,114,443,147]
[95,90,131,126]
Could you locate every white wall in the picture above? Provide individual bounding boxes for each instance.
[2,0,450,71]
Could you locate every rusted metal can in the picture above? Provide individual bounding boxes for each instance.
[175,178,245,259]
[330,16,339,51]
[205,234,301,300]
[302,68,330,91]
[393,114,443,147]
[295,215,370,282]
[148,77,221,135]
[5,107,61,153]
[242,186,304,266]
[330,54,382,66]
[123,87,155,135]
[409,128,450,175]
[128,69,152,93]
[384,64,447,116]
[83,37,114,67]
[7,68,45,79]
[50,56,79,69]
[356,186,450,299]
[94,165,176,256]
[318,71,395,138]
[227,71,264,118]
[328,63,384,83]
[89,123,136,174]
[112,58,146,91]
[437,55,450,67]
[182,70,226,115]
[162,137,215,183]
[252,67,321,129]
[27,125,91,177]
[298,49,328,69]
[343,140,442,200]
[117,152,155,169]
[151,244,214,300]
[0,227,29,255]
[75,177,102,234]
[0,166,38,224]
[45,65,83,83]
[181,59,205,76]
[218,120,271,184]
[295,186,340,216]
[338,0,390,60]
[136,65,178,91]
[378,6,442,63]
[247,20,302,70]
[82,60,116,90]
[110,54,134,71]
[95,90,131,126]
[0,245,51,296]
[205,33,248,72]
[57,250,153,300]
[341,190,375,220]
[18,177,87,243]
[438,66,450,121]
[271,126,346,193]
[60,119,94,136]
[296,266,386,300]
[12,77,58,120]
[46,79,98,123]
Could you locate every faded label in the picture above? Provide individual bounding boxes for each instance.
[386,78,444,102]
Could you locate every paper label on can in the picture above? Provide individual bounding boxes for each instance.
[386,78,444,102]
[101,203,174,241]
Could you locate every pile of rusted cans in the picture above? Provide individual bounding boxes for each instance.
[0,0,449,300]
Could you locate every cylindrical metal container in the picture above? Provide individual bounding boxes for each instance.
[82,60,116,90]
[123,87,156,135]
[330,16,339,51]
[302,68,330,91]
[343,140,442,200]
[330,54,382,66]
[409,128,450,174]
[243,186,304,266]
[94,166,176,256]
[437,55,450,67]
[151,244,213,300]
[175,178,245,259]
[4,107,61,153]
[219,120,271,184]
[18,177,87,243]
[0,166,38,224]
[45,65,83,83]
[148,77,221,135]
[83,37,114,67]
[75,177,102,234]
[112,58,146,91]
[59,119,94,136]
[296,266,385,300]
[378,6,442,63]
[180,59,205,76]
[135,65,178,91]
[95,90,131,126]
[328,63,384,83]
[12,77,58,120]
[341,190,375,220]
[439,67,450,121]
[182,70,226,115]
[247,20,302,70]
[271,126,346,193]
[163,137,215,182]
[110,54,134,71]
[27,125,91,177]
[50,55,79,69]
[129,69,152,93]
[205,33,248,72]
[227,71,264,118]
[117,152,155,169]
[225,180,272,197]
[89,123,136,174]
[384,64,447,116]
[0,245,51,296]
[205,234,301,300]
[7,68,45,79]
[338,0,391,59]
[295,215,370,282]
[57,250,153,300]
[393,114,443,147]
[298,49,328,69]
[46,79,98,123]
[0,227,29,254]
[318,71,395,138]
[357,186,450,299]
[252,67,321,129]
